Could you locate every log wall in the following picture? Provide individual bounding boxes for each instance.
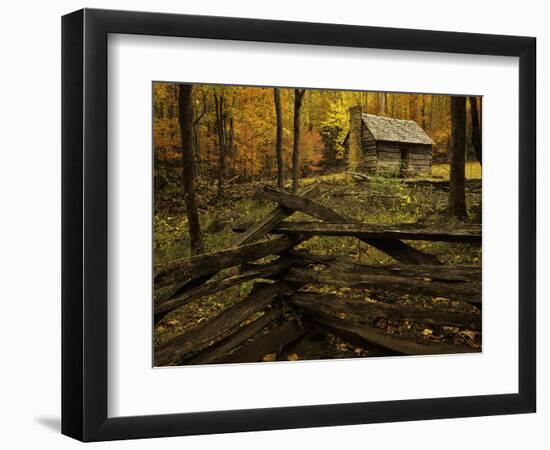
[362,126,378,173]
[363,140,433,177]
[376,142,402,176]
[405,144,432,177]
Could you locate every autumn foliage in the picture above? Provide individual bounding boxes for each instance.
[153,83,480,191]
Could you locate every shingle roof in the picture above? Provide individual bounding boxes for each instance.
[362,114,434,145]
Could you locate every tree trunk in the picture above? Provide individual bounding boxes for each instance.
[192,125,200,178]
[192,91,207,178]
[409,96,417,122]
[273,88,284,189]
[292,89,306,193]
[214,93,226,197]
[177,85,204,255]
[379,92,387,115]
[450,96,467,219]
[420,95,426,129]
[469,96,482,164]
[228,115,234,177]
[429,95,434,132]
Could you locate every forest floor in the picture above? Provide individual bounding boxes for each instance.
[154,162,482,363]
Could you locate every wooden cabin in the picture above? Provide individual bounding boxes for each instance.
[344,106,434,177]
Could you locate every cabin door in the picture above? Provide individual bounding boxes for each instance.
[400,148,410,177]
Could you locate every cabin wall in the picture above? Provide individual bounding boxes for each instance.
[361,126,378,173]
[374,141,432,177]
[376,143,402,176]
[406,145,432,176]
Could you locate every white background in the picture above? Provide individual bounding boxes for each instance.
[108,35,518,417]
[0,0,546,448]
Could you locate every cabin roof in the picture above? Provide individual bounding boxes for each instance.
[362,114,435,145]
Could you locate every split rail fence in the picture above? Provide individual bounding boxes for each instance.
[154,185,481,366]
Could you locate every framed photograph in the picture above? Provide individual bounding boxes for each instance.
[62,8,536,441]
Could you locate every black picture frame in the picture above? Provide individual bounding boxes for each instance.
[62,8,536,442]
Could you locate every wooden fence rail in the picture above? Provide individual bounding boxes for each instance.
[257,186,443,265]
[290,292,481,330]
[154,184,481,366]
[281,266,481,304]
[233,221,481,243]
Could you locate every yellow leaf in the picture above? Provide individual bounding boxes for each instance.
[287,353,300,361]
[262,353,277,362]
[422,328,433,336]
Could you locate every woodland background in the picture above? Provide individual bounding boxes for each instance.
[154,84,482,197]
[153,84,483,363]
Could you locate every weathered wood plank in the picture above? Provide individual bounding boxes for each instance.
[258,186,346,222]
[155,282,296,366]
[408,165,432,170]
[184,308,282,365]
[237,184,319,246]
[408,154,432,161]
[287,249,479,278]
[232,221,481,243]
[154,259,294,324]
[281,266,481,304]
[309,312,478,356]
[257,186,442,266]
[154,235,304,289]
[331,259,480,282]
[408,160,432,166]
[215,318,313,364]
[290,292,481,330]
[408,161,432,166]
[378,152,401,159]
